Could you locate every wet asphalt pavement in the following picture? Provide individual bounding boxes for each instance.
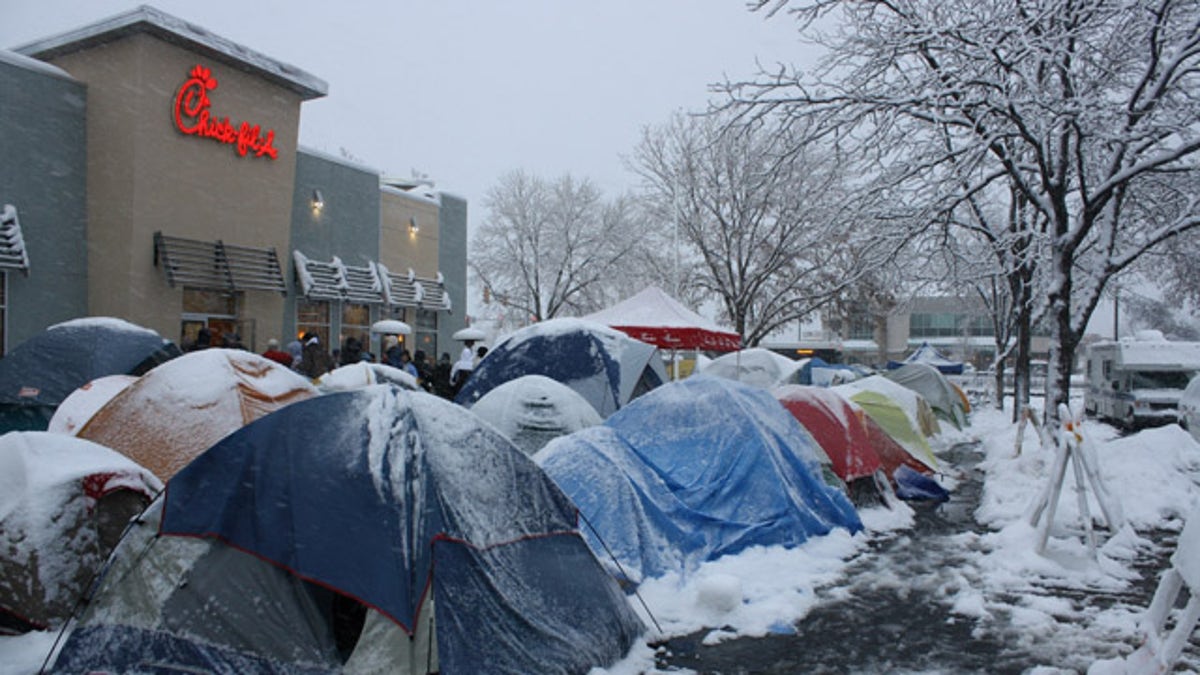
[653,442,1194,674]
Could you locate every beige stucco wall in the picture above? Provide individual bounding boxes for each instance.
[45,33,300,343]
[379,188,440,278]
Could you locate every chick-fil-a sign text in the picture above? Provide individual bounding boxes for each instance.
[173,64,278,160]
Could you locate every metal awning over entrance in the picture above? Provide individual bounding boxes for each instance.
[291,251,385,304]
[0,205,30,276]
[155,232,286,294]
[293,252,450,312]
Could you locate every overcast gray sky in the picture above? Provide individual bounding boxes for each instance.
[0,1,809,234]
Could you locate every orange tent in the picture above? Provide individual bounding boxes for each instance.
[78,349,318,481]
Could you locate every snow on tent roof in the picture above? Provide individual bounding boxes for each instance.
[833,384,938,472]
[701,348,805,389]
[0,317,181,431]
[885,362,968,429]
[317,361,418,393]
[471,374,602,456]
[77,349,318,481]
[0,432,160,632]
[51,386,642,673]
[835,375,941,439]
[456,318,668,417]
[773,384,882,483]
[47,374,137,436]
[888,342,964,374]
[536,375,861,584]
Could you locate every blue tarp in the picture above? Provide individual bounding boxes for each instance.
[0,318,180,431]
[537,375,862,583]
[456,318,668,417]
[52,386,642,674]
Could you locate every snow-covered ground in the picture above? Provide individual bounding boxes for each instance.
[4,399,1199,673]
[598,402,1200,673]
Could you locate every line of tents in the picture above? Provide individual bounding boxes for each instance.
[0,316,968,673]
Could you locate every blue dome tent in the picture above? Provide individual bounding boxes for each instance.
[886,342,965,375]
[536,375,861,584]
[0,317,181,432]
[456,318,668,418]
[51,386,643,674]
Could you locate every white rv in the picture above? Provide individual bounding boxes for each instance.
[1083,331,1200,428]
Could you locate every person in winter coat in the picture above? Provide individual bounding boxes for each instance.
[261,338,293,367]
[450,349,474,397]
[285,339,304,373]
[339,336,364,366]
[432,352,454,398]
[413,350,434,393]
[297,333,335,380]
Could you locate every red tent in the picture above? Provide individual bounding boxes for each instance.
[774,385,881,482]
[582,287,741,352]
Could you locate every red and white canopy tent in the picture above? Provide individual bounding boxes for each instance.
[581,286,741,352]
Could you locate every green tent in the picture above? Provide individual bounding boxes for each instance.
[842,389,938,471]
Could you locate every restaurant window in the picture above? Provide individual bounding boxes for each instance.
[181,288,244,349]
[297,298,331,350]
[340,302,371,357]
[414,309,439,359]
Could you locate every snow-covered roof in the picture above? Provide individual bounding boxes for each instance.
[380,183,441,206]
[0,48,77,82]
[13,5,327,100]
[297,146,381,176]
[1097,336,1200,370]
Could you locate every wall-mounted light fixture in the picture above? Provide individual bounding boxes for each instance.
[408,216,419,235]
[311,189,325,212]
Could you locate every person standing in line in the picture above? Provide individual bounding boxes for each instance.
[261,338,293,367]
[297,333,335,380]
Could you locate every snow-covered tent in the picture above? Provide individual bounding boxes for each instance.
[470,375,602,456]
[317,361,418,393]
[833,380,940,472]
[701,348,806,389]
[835,375,942,439]
[772,385,884,500]
[0,432,160,634]
[76,349,318,481]
[581,286,741,352]
[51,386,642,674]
[536,375,861,584]
[455,318,668,418]
[887,341,965,375]
[46,375,137,436]
[0,318,181,433]
[885,362,969,429]
[797,357,869,386]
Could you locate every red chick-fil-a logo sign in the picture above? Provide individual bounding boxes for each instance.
[172,64,278,160]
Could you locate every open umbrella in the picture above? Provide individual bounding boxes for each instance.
[371,319,412,335]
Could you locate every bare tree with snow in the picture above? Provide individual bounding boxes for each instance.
[730,0,1200,424]
[470,170,648,323]
[631,111,904,346]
